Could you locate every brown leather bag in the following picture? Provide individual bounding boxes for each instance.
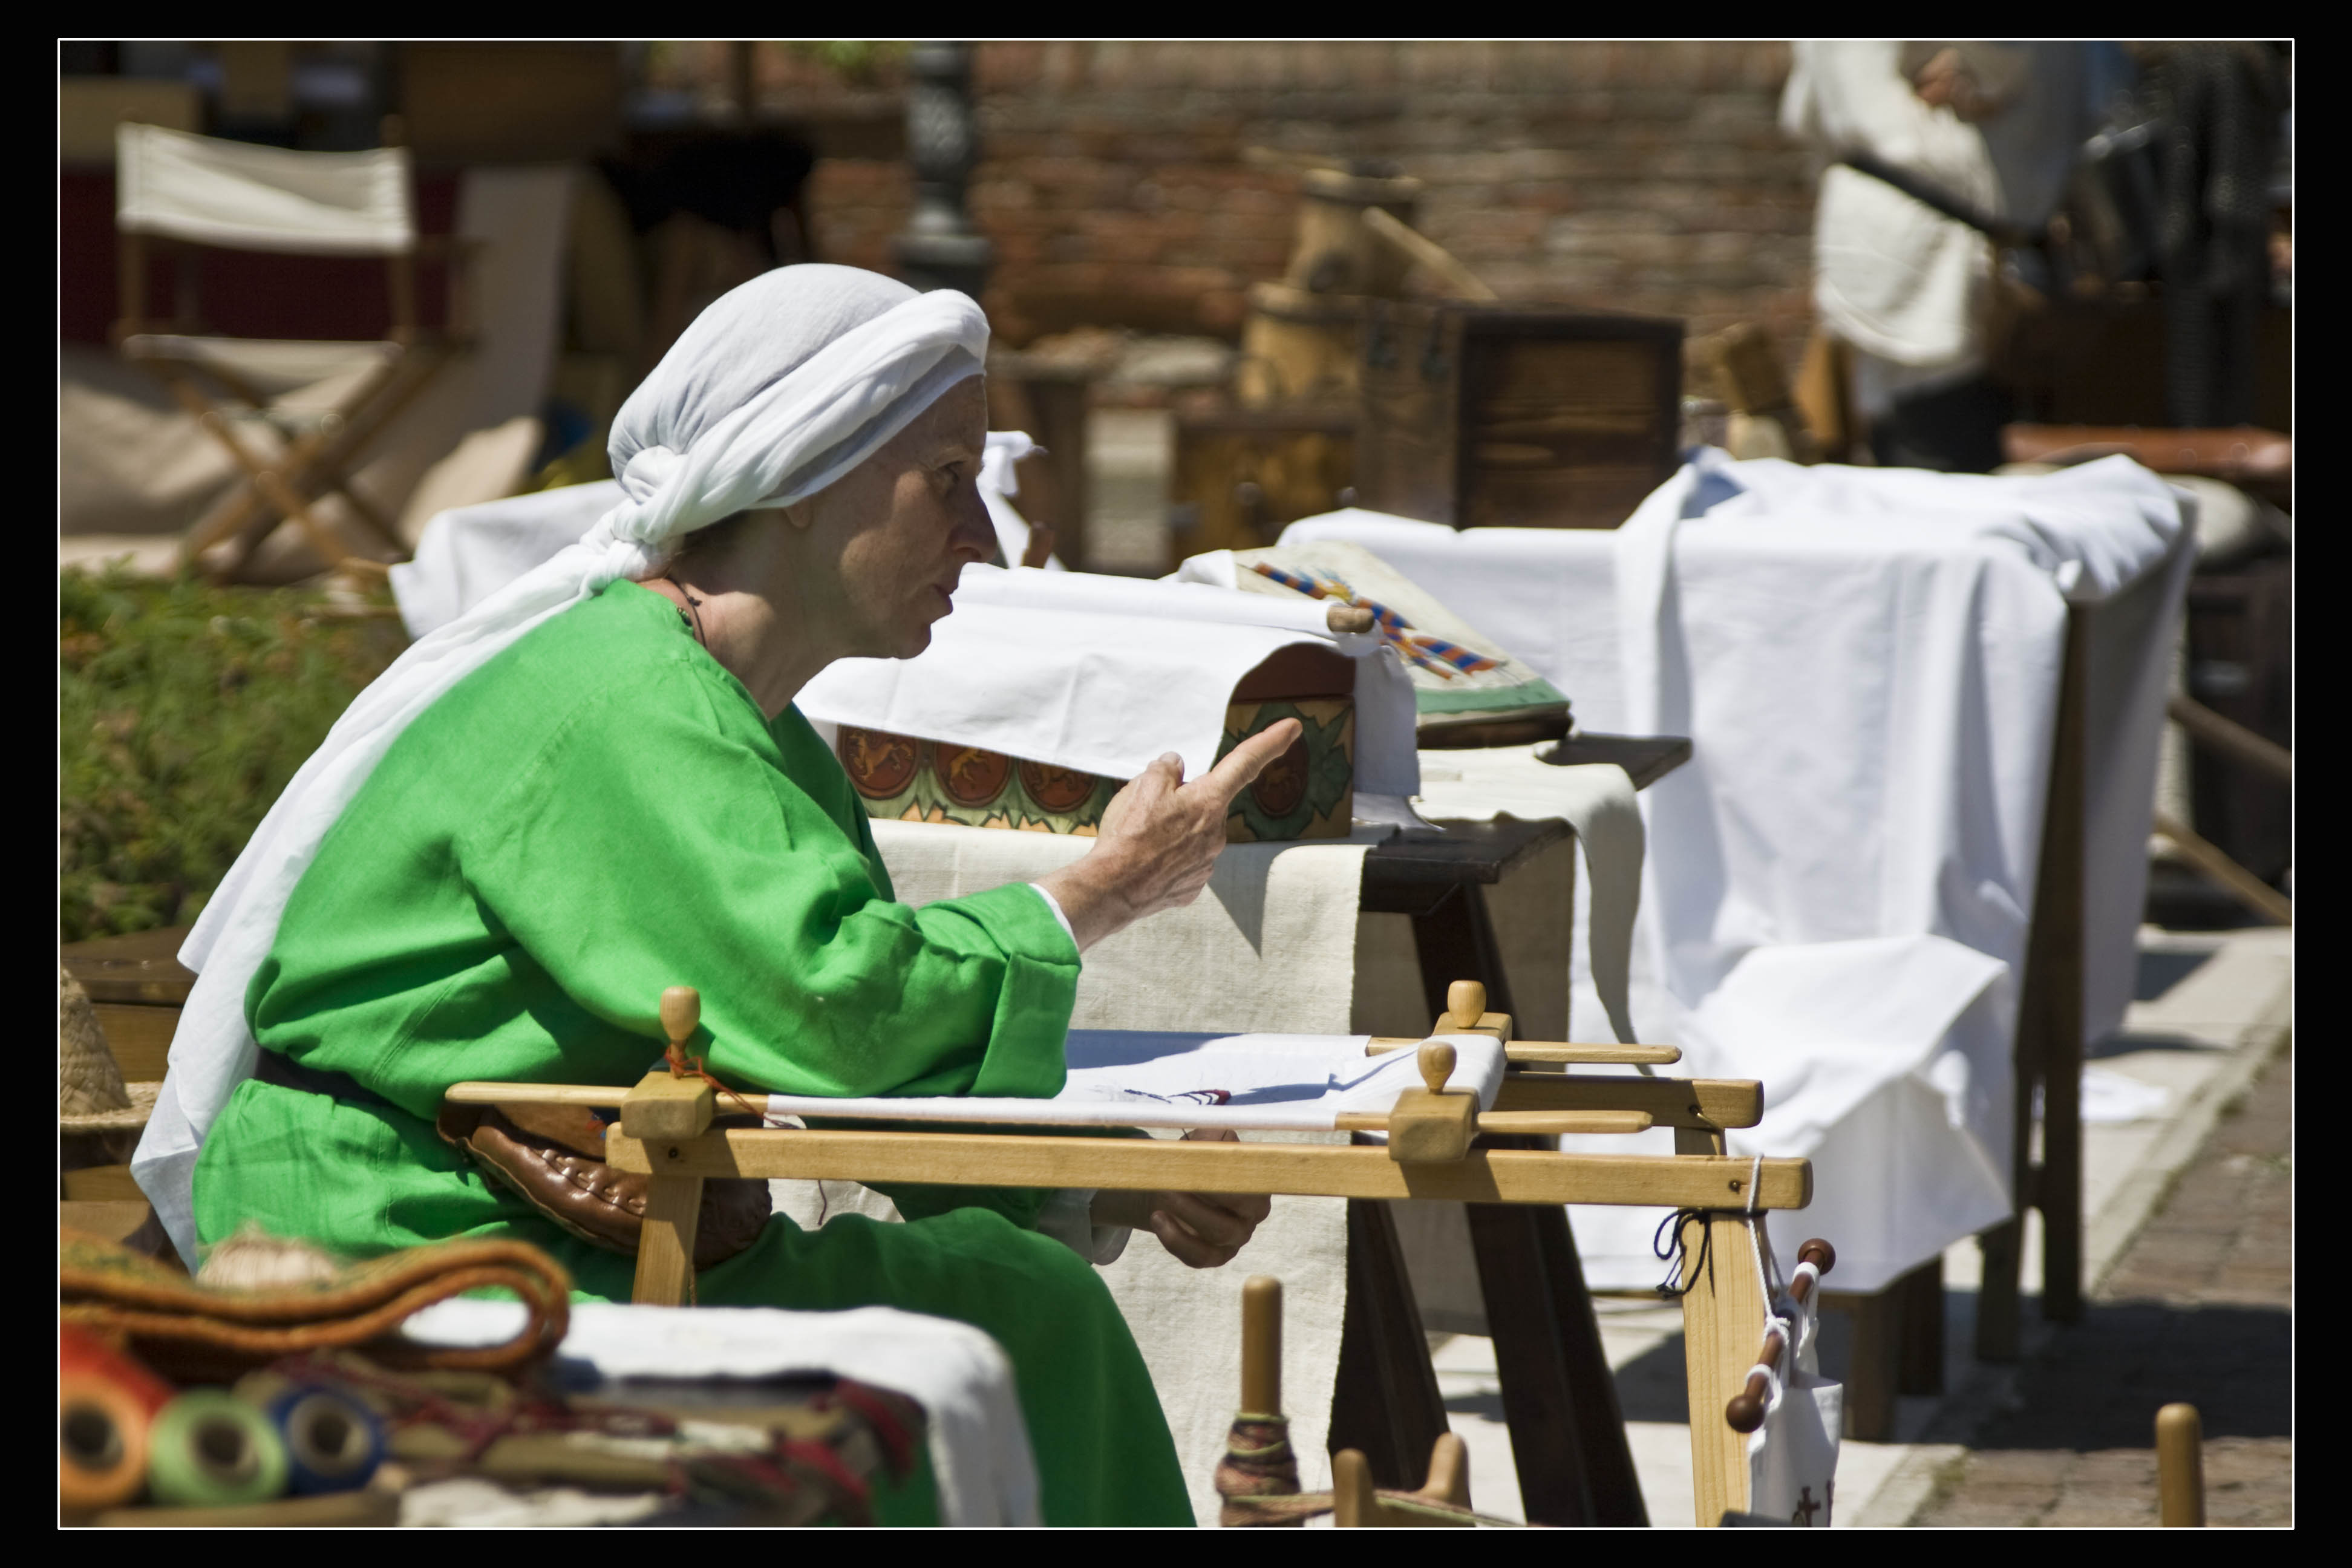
[436,1100,771,1272]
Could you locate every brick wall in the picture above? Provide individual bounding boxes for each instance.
[782,41,1817,352]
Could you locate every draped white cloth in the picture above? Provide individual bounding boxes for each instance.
[1282,455,2190,1289]
[134,266,991,1262]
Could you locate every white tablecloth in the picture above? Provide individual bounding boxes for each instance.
[1284,454,2193,1290]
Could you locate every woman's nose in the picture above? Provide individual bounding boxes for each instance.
[952,488,997,561]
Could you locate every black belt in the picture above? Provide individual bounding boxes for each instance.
[252,1048,406,1117]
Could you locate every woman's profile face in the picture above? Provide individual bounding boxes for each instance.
[808,376,995,660]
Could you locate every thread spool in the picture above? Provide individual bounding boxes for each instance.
[60,1370,152,1511]
[148,1390,290,1508]
[270,1387,384,1495]
[60,1325,176,1417]
[232,1370,384,1494]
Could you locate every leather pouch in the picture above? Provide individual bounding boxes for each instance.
[436,1102,771,1271]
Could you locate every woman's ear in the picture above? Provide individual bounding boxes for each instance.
[778,500,816,533]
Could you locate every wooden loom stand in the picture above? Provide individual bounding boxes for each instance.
[449,979,1809,1525]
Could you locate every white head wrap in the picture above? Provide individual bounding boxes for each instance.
[134,265,990,1261]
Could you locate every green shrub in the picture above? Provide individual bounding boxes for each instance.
[59,567,407,942]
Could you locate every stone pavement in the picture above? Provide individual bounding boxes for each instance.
[1907,1036,2292,1526]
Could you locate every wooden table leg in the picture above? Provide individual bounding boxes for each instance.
[1984,604,2092,1347]
[1466,1174,1648,1525]
[1408,882,1647,1526]
[1329,1195,1449,1489]
[1898,1254,1945,1396]
[2037,614,2089,1324]
[1828,1287,1900,1442]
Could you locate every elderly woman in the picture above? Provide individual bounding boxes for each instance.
[137,267,1298,1525]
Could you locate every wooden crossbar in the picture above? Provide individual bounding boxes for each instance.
[601,1125,1809,1209]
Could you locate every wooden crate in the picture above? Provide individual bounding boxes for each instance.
[1354,303,1683,530]
[1168,406,1356,570]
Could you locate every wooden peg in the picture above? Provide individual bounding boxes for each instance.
[1325,601,1376,635]
[2156,1403,2204,1526]
[1385,1037,1477,1163]
[1442,979,1486,1031]
[1798,1238,1836,1275]
[1240,1276,1282,1417]
[1421,1431,1470,1509]
[1331,1449,1376,1527]
[624,987,714,1142]
[661,985,701,1054]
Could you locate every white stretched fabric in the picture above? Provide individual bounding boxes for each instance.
[117,122,416,255]
[135,266,991,1263]
[400,1299,1039,1526]
[1282,456,2187,1290]
[797,566,1420,798]
[761,1028,1506,1131]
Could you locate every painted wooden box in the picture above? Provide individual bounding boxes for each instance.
[837,643,1357,841]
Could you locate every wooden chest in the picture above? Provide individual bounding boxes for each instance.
[1353,302,1684,530]
[837,644,1358,843]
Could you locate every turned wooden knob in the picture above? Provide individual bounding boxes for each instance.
[1444,979,1486,1030]
[660,986,701,1050]
[1326,601,1376,635]
[1726,1377,1769,1434]
[1798,1239,1836,1275]
[1417,1040,1456,1095]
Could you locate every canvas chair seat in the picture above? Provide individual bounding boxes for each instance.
[120,333,405,379]
[113,122,470,581]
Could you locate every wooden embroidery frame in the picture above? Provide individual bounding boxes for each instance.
[448,978,1810,1526]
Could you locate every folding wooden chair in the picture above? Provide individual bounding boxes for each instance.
[111,120,471,580]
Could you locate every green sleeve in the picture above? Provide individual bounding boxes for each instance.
[461,668,1080,1102]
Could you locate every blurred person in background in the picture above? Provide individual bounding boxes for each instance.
[2145,42,2290,428]
[1784,41,2130,471]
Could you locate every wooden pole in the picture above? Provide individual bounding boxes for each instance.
[2152,810,2292,926]
[603,1125,1811,1209]
[1240,1275,1282,1416]
[1674,1125,1762,1526]
[631,1171,704,1307]
[2167,693,2291,781]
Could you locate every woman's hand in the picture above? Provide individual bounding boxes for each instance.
[1090,1128,1273,1269]
[1036,718,1302,952]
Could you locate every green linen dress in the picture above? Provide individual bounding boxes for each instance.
[191,580,1191,1526]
